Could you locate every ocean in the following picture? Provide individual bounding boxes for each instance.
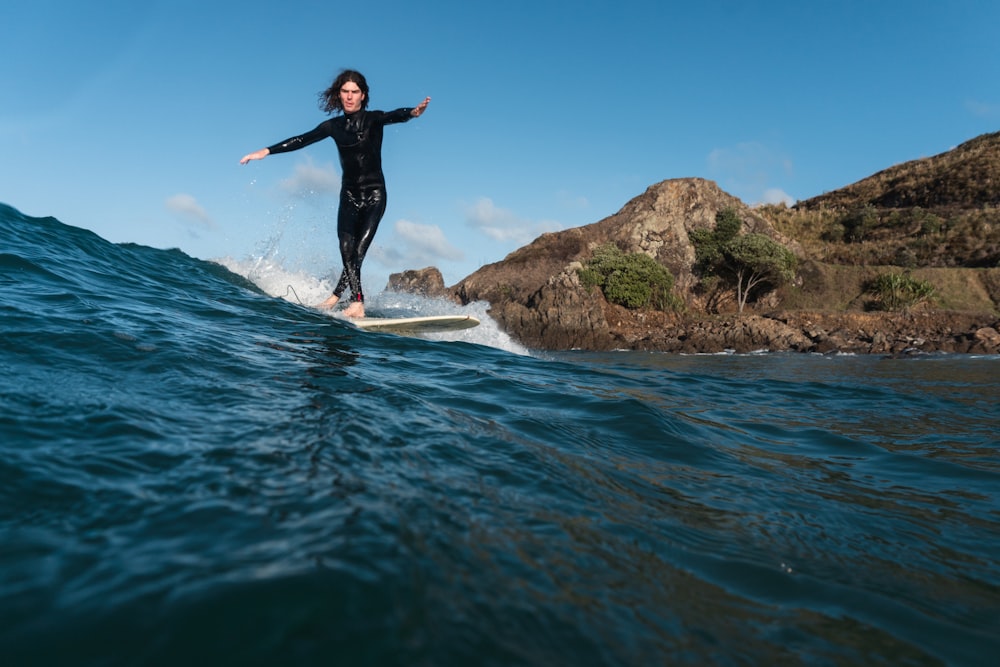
[1,202,998,666]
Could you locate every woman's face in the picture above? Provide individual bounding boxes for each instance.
[340,82,365,113]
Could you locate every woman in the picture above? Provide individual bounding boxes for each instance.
[241,69,430,318]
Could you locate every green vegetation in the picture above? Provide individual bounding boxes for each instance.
[865,272,935,311]
[692,208,797,314]
[579,244,680,310]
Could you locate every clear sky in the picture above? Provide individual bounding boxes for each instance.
[2,0,998,288]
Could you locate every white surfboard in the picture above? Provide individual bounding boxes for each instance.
[350,314,480,334]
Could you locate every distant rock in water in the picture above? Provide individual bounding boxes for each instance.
[386,267,450,299]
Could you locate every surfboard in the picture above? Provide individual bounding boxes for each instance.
[350,314,480,334]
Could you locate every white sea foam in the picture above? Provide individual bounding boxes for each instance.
[216,255,531,356]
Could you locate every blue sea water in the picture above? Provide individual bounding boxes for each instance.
[1,202,998,666]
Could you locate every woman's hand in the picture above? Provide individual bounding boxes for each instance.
[411,97,431,118]
[240,148,270,164]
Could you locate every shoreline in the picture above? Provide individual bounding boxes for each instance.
[606,310,1000,356]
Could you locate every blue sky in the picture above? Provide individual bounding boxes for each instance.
[2,0,998,288]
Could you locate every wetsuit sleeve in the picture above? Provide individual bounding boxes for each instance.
[266,120,333,155]
[380,108,414,125]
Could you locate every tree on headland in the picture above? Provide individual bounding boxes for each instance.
[721,233,798,314]
[692,207,797,314]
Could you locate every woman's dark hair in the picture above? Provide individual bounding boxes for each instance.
[319,69,370,114]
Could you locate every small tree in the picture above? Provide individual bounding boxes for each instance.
[719,233,797,314]
[691,208,797,314]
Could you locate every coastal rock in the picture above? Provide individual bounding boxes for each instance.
[778,312,1000,356]
[648,315,813,354]
[386,267,450,298]
[975,326,1000,344]
[490,266,615,350]
[974,326,1000,351]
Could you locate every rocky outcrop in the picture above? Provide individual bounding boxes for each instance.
[386,267,450,298]
[450,178,799,349]
[387,177,1000,354]
[484,266,616,350]
[635,312,1000,355]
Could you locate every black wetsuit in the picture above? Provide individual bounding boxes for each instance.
[267,107,413,303]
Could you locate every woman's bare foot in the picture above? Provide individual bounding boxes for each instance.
[316,294,339,310]
[342,301,365,319]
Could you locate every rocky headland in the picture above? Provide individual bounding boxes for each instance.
[388,132,1000,354]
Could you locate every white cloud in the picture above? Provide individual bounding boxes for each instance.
[165,193,213,228]
[707,141,795,206]
[464,197,562,245]
[373,219,464,268]
[279,157,340,197]
[761,188,795,206]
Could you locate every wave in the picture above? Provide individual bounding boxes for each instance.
[2,203,998,666]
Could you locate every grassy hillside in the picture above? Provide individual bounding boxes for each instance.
[758,132,1000,269]
[778,261,1000,313]
[800,131,1000,210]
